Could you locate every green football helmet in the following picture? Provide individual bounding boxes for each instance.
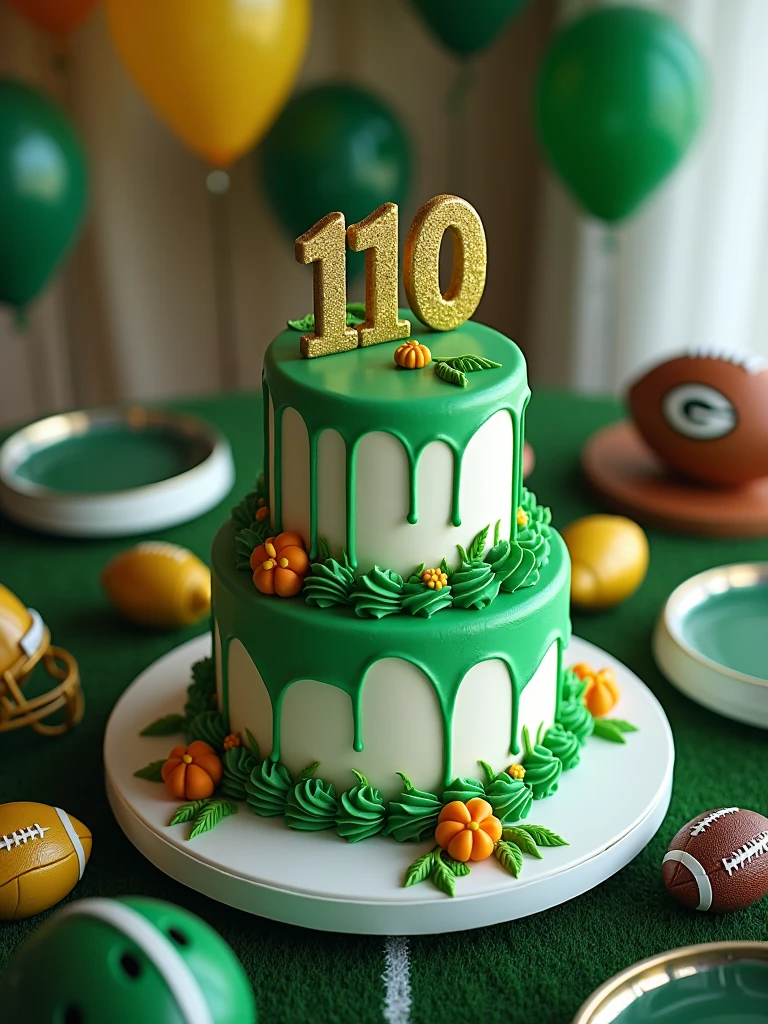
[0,896,256,1024]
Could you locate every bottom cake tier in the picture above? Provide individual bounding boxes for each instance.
[211,522,571,800]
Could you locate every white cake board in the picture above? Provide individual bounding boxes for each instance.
[105,636,674,935]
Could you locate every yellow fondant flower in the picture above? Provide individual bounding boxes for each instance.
[517,507,529,528]
[507,764,526,780]
[223,732,241,751]
[421,568,448,591]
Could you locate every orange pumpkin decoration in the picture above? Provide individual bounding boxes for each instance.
[435,798,502,863]
[161,741,223,801]
[584,667,620,717]
[395,340,431,369]
[250,532,309,597]
[571,662,594,681]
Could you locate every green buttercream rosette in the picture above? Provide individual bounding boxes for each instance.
[246,759,292,817]
[285,777,339,831]
[520,725,562,800]
[304,555,356,609]
[486,772,533,823]
[516,524,550,585]
[336,771,387,842]
[187,710,227,751]
[441,777,486,804]
[520,487,552,527]
[557,697,595,745]
[221,745,258,801]
[450,559,502,610]
[485,539,538,594]
[184,657,217,721]
[351,567,404,619]
[561,667,588,704]
[401,571,452,618]
[542,722,581,771]
[383,773,442,842]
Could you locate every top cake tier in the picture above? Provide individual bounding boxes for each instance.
[262,311,530,577]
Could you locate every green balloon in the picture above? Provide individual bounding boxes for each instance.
[0,79,88,309]
[0,897,256,1023]
[259,83,411,277]
[411,0,528,56]
[535,7,706,222]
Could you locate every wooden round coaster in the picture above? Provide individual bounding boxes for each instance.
[583,421,768,538]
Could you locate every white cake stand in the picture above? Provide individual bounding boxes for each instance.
[105,635,674,935]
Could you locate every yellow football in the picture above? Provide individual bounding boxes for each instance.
[102,541,211,628]
[0,801,91,920]
[562,514,649,611]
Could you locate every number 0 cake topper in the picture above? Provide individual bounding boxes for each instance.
[294,195,487,358]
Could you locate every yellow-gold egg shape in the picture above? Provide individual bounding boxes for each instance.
[562,514,649,611]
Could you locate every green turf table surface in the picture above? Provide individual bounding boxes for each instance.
[1,390,766,1024]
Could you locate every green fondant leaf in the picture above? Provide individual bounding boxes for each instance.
[436,353,502,372]
[297,761,320,783]
[133,760,166,782]
[140,714,186,737]
[350,769,369,787]
[503,827,543,859]
[434,361,468,388]
[602,718,639,733]
[592,719,628,743]
[495,839,523,878]
[430,850,457,897]
[189,798,237,840]
[494,519,501,546]
[478,760,498,786]
[245,729,261,762]
[404,848,436,888]
[287,312,315,331]
[405,847,436,888]
[317,535,331,562]
[235,523,271,570]
[439,556,454,579]
[169,799,211,826]
[468,524,490,562]
[396,771,414,792]
[444,856,471,877]
[514,824,569,848]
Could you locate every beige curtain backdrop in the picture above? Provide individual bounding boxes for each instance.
[0,0,555,428]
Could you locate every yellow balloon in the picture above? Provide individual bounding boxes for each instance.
[107,0,311,166]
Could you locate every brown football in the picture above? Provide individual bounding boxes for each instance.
[628,353,768,486]
[662,807,768,913]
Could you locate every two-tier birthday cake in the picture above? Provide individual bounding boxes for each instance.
[135,196,636,897]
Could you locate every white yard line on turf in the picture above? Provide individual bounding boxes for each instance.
[382,936,412,1024]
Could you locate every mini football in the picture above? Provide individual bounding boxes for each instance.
[102,541,211,628]
[662,806,768,913]
[628,352,768,486]
[0,801,92,920]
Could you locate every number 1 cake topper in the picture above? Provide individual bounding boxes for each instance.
[294,194,487,358]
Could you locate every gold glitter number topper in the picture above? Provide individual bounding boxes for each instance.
[295,211,358,359]
[347,203,410,348]
[295,195,487,358]
[404,195,487,333]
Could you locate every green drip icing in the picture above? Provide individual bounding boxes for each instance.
[407,448,419,525]
[451,448,462,527]
[346,436,358,569]
[220,628,230,727]
[272,405,284,532]
[213,525,570,789]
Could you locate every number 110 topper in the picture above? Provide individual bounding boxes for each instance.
[294,194,487,359]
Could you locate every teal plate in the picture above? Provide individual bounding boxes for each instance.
[0,407,234,537]
[653,564,768,729]
[573,942,768,1023]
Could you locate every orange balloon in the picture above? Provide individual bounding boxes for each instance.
[6,0,99,36]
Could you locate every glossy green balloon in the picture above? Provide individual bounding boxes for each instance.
[411,0,528,56]
[536,7,706,222]
[259,83,411,277]
[0,79,87,308]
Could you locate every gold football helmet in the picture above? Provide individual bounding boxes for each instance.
[0,584,83,736]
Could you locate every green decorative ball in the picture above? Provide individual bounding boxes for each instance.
[0,896,256,1023]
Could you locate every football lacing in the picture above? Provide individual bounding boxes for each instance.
[722,831,768,876]
[690,807,739,836]
[0,823,50,851]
